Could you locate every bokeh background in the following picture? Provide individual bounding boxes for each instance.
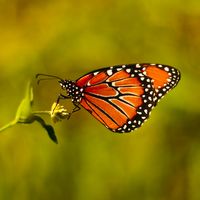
[0,0,200,199]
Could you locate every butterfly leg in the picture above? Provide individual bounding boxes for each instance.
[72,102,81,113]
[56,93,71,104]
[61,103,80,120]
[55,95,80,120]
[51,94,71,115]
[64,102,79,119]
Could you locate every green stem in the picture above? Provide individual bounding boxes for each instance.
[32,111,50,115]
[0,119,17,132]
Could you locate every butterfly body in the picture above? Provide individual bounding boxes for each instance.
[57,63,181,133]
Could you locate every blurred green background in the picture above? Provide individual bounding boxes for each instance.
[0,0,200,199]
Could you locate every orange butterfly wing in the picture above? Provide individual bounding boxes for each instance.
[76,66,155,132]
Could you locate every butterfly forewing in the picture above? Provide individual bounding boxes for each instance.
[76,65,155,133]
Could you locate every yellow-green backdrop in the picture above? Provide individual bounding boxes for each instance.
[0,0,199,199]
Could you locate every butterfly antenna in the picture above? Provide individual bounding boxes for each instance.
[36,74,64,85]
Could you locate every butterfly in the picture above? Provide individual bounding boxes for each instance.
[37,63,181,133]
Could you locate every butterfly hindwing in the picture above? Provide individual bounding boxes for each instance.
[134,63,181,103]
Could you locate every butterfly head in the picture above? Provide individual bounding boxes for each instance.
[59,80,83,103]
[59,80,72,90]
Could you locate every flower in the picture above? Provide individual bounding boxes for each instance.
[50,102,70,123]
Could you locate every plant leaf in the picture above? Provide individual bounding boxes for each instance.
[33,115,58,144]
[15,81,34,123]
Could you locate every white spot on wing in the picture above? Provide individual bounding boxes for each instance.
[107,69,113,76]
[136,64,141,68]
[143,71,147,75]
[140,77,145,81]
[164,67,169,72]
[93,71,99,75]
[128,120,132,124]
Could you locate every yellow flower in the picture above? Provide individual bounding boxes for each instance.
[50,102,70,123]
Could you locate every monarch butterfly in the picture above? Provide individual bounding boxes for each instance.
[37,63,181,133]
